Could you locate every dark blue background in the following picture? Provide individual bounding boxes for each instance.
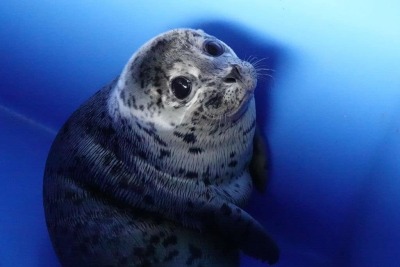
[1,1,400,266]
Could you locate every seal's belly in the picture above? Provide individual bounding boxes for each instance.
[46,188,239,267]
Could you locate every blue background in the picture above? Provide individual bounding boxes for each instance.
[1,1,400,266]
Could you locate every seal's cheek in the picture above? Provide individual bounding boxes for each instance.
[204,94,224,110]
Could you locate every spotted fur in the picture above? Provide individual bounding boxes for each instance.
[43,29,279,267]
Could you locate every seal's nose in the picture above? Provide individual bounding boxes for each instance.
[224,64,242,84]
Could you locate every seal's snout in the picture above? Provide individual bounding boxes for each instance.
[224,64,242,84]
[223,63,257,93]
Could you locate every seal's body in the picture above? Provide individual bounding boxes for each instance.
[43,29,278,266]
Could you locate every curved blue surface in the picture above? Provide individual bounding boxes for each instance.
[1,1,400,266]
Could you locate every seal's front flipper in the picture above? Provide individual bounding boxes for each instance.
[204,201,279,265]
[249,126,269,193]
[240,221,280,265]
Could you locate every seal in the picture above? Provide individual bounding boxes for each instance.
[43,28,279,267]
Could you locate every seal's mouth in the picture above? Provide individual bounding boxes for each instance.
[226,92,253,122]
[229,104,249,123]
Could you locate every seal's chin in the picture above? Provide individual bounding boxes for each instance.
[226,92,254,122]
[228,102,250,123]
[200,92,253,123]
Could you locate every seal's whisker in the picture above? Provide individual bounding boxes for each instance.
[257,73,275,84]
[251,58,268,68]
[256,71,274,77]
[256,72,274,77]
[255,68,275,72]
[246,55,259,65]
[252,57,267,66]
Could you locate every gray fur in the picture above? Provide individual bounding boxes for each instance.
[43,29,279,267]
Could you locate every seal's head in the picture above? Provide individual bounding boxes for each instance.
[115,28,257,129]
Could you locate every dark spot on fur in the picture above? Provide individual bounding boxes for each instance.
[159,149,171,159]
[173,131,183,138]
[188,147,203,154]
[192,32,201,37]
[206,82,215,87]
[151,39,168,52]
[243,119,256,136]
[173,131,197,144]
[205,95,223,109]
[154,77,161,87]
[183,133,197,144]
[101,125,116,139]
[220,203,232,216]
[156,97,163,107]
[203,177,211,186]
[228,160,237,167]
[185,171,198,179]
[137,150,148,160]
[120,90,126,102]
[142,127,167,147]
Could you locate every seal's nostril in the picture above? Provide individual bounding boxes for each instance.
[224,64,241,83]
[231,64,241,77]
[224,77,236,83]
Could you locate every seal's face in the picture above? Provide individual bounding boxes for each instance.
[117,29,257,128]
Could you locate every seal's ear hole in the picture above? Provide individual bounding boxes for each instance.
[203,40,224,57]
[171,76,192,99]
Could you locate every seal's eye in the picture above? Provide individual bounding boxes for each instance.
[204,40,224,57]
[171,76,192,99]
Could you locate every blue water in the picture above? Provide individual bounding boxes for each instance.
[1,1,400,266]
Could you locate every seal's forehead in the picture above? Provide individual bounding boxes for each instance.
[150,28,235,55]
[163,28,208,40]
[153,28,210,47]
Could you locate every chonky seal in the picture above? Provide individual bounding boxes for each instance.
[43,28,279,266]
